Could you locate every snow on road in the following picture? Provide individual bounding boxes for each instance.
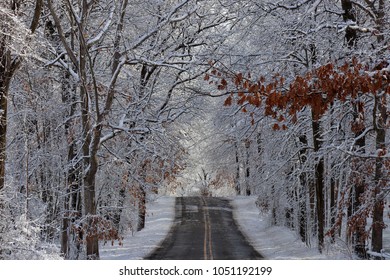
[101,195,389,260]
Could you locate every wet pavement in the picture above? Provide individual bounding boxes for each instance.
[145,196,263,260]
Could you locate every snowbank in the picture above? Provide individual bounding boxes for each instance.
[101,195,389,260]
[100,196,176,260]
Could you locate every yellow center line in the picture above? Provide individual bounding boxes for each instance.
[202,197,213,260]
[207,210,213,260]
[203,211,207,259]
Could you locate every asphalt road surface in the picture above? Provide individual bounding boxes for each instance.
[145,196,263,260]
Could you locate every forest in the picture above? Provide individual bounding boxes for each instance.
[0,0,389,260]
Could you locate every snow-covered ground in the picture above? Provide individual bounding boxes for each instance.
[232,196,339,259]
[100,196,176,260]
[100,195,389,260]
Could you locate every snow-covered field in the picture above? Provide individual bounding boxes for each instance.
[100,196,390,260]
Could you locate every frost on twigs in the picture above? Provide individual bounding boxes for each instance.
[0,196,62,260]
[0,6,39,59]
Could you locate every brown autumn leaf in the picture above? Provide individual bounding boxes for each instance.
[235,73,243,86]
[272,123,280,130]
[224,95,233,106]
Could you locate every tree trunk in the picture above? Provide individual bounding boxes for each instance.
[371,94,387,258]
[298,135,308,243]
[244,139,251,196]
[352,106,367,258]
[0,34,13,195]
[61,193,70,258]
[80,77,100,260]
[137,187,146,231]
[312,114,325,253]
[370,1,386,258]
[329,177,336,242]
[0,51,11,257]
[0,78,10,195]
[111,0,129,233]
[271,185,277,225]
[84,166,99,260]
[60,72,82,259]
[341,0,368,258]
[234,142,240,195]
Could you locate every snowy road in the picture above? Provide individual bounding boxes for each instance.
[145,197,263,260]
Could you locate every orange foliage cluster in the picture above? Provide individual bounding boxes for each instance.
[207,59,390,130]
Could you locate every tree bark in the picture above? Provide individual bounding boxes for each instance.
[137,187,146,231]
[0,15,16,195]
[298,135,308,243]
[234,142,240,195]
[78,39,101,259]
[352,107,367,258]
[312,113,325,253]
[60,71,82,259]
[329,177,336,242]
[370,0,386,258]
[84,165,99,260]
[341,0,369,258]
[371,94,387,258]
[244,139,251,196]
[0,54,11,193]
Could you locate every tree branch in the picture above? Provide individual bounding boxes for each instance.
[47,0,79,68]
[30,0,43,33]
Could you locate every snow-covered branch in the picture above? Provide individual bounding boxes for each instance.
[86,3,115,47]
